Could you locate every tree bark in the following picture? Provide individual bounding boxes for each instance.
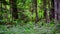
[10,0,18,19]
[33,0,38,23]
[43,0,47,22]
[54,0,60,21]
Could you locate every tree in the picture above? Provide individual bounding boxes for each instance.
[33,0,38,23]
[54,0,60,21]
[43,0,47,22]
[50,0,55,20]
[10,0,18,19]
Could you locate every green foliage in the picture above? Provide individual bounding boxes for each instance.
[0,0,60,34]
[0,23,59,34]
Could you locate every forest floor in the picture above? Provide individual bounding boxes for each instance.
[0,23,60,34]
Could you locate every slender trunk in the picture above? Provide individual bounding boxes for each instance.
[49,0,55,21]
[43,0,47,22]
[54,0,59,28]
[58,1,60,21]
[54,0,59,22]
[0,0,2,20]
[46,0,50,23]
[10,0,18,19]
[54,0,60,32]
[33,0,38,23]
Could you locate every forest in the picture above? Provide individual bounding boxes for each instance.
[0,0,60,34]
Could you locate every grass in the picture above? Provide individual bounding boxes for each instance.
[0,22,60,34]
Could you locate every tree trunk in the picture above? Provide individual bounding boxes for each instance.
[0,0,2,23]
[43,0,47,22]
[10,0,18,19]
[46,0,51,23]
[33,0,38,23]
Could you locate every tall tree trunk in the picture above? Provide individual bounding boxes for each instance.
[33,0,38,23]
[0,0,2,23]
[46,0,50,23]
[57,0,60,21]
[54,0,59,29]
[54,0,60,22]
[43,0,47,22]
[10,0,18,19]
[54,0,60,32]
[50,0,55,20]
[54,0,59,21]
